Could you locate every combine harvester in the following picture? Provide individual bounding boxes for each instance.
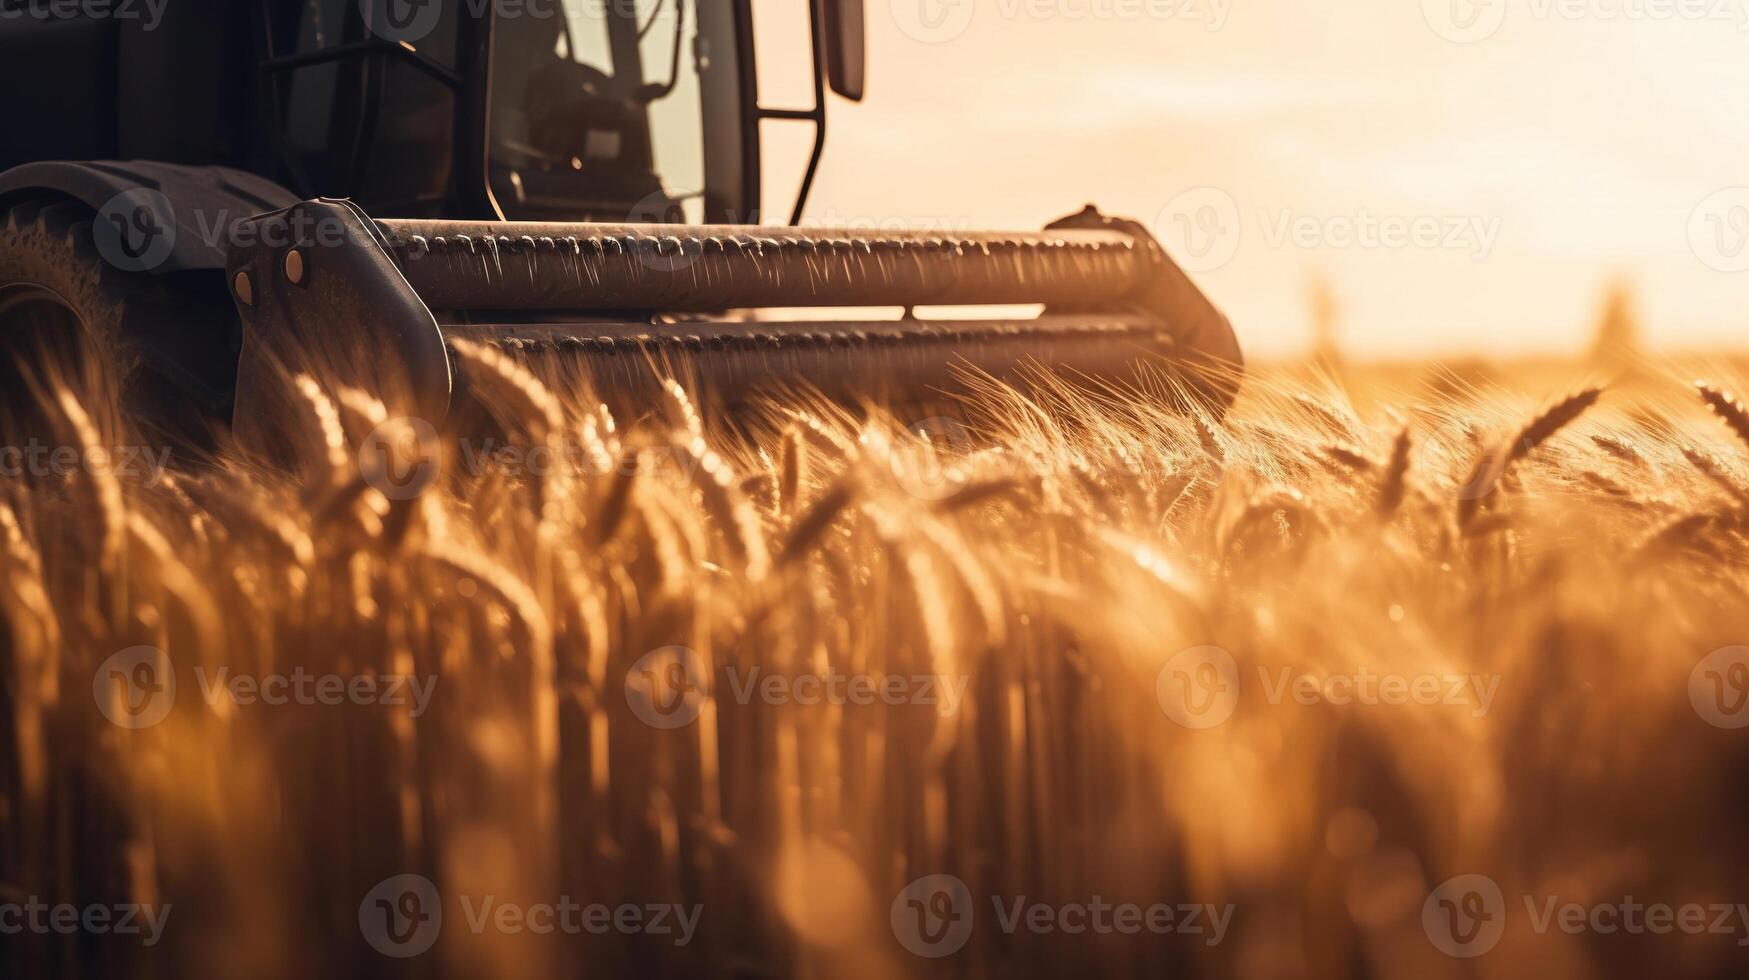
[0,0,1239,450]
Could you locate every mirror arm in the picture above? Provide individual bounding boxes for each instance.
[748,0,834,225]
[788,0,831,224]
[636,0,690,104]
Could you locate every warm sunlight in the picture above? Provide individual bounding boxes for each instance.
[7,4,1749,978]
[788,1,1749,357]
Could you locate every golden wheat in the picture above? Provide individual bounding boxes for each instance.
[4,364,1749,978]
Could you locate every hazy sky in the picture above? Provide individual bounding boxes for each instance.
[762,0,1749,359]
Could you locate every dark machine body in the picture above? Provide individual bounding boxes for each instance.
[0,0,1240,445]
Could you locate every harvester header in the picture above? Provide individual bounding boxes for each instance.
[222,199,1240,441]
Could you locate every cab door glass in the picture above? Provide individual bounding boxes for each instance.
[490,0,707,222]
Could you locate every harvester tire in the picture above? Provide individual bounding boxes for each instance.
[0,196,232,453]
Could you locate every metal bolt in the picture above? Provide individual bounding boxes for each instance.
[233,271,253,306]
[284,249,306,285]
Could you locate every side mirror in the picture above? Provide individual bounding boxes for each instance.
[822,0,866,102]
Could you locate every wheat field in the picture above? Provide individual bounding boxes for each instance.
[3,351,1749,979]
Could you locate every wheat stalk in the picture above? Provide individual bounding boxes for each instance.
[1510,388,1603,463]
[1680,445,1749,506]
[1696,381,1749,452]
[1322,444,1376,473]
[1459,388,1602,527]
[1377,428,1412,517]
[776,476,857,568]
[1591,434,1645,468]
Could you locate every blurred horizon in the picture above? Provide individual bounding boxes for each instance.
[764,0,1749,360]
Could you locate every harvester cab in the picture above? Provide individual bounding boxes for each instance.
[0,0,1240,455]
